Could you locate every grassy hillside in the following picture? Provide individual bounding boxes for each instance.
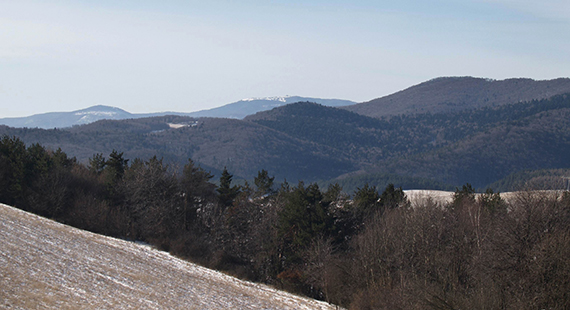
[0,203,338,310]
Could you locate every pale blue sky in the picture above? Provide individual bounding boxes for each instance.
[1,0,569,117]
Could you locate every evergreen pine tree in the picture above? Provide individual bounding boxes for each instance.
[217,167,240,208]
[254,169,275,197]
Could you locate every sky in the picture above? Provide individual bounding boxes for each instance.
[1,0,569,118]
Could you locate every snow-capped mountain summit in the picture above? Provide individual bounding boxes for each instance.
[74,105,126,116]
[185,96,357,119]
[241,96,290,102]
[73,105,133,125]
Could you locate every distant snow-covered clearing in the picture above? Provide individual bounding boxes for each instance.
[0,203,339,310]
[167,123,189,129]
[404,190,455,206]
[404,189,565,206]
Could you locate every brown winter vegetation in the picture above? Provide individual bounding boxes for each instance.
[1,136,570,309]
[337,189,570,309]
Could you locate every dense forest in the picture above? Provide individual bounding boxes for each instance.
[247,94,570,187]
[2,136,569,309]
[2,93,570,190]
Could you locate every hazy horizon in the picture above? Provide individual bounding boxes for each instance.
[2,0,569,118]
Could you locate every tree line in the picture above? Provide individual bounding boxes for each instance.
[1,135,569,309]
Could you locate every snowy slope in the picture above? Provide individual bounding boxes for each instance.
[0,203,340,309]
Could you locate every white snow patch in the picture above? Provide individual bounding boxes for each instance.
[404,189,566,207]
[405,190,455,206]
[167,123,189,129]
[74,111,118,117]
[241,96,291,102]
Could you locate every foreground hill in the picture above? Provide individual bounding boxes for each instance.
[0,203,338,309]
[343,77,570,117]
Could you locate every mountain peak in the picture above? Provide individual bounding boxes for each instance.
[73,105,130,118]
[343,76,570,118]
[79,105,128,112]
[0,105,134,129]
[185,96,357,119]
[240,96,291,102]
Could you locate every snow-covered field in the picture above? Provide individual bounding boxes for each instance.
[404,189,565,207]
[405,190,455,206]
[0,203,340,309]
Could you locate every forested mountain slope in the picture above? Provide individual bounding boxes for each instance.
[2,94,570,189]
[342,77,570,118]
[384,106,570,187]
[0,116,354,182]
[247,95,570,188]
[487,168,570,192]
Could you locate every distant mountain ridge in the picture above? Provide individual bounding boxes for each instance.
[343,77,570,117]
[2,76,570,191]
[3,93,570,190]
[7,76,569,129]
[0,105,134,129]
[184,96,357,119]
[0,96,357,129]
